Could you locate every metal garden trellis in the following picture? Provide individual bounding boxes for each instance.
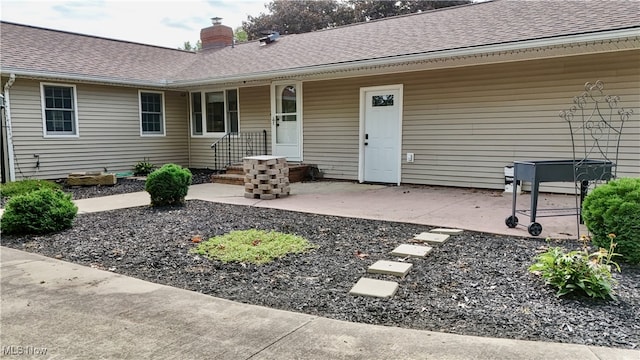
[506,80,633,237]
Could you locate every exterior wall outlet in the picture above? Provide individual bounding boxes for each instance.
[406,153,414,163]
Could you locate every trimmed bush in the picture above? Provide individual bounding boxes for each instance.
[145,164,192,206]
[0,179,62,199]
[1,188,78,234]
[582,177,640,264]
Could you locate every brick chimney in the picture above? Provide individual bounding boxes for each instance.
[200,17,234,49]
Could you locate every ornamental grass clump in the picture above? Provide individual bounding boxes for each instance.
[582,177,640,264]
[133,158,156,176]
[145,164,192,206]
[1,188,77,235]
[529,236,620,300]
[191,229,316,265]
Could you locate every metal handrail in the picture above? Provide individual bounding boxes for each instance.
[210,130,267,170]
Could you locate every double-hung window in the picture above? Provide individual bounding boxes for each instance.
[40,83,79,137]
[139,91,165,136]
[190,89,238,136]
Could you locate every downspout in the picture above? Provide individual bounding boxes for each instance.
[0,93,5,183]
[186,92,192,168]
[3,73,16,182]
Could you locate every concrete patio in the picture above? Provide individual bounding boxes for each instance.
[74,181,589,240]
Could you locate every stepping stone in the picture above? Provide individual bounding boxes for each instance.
[390,244,432,258]
[413,232,450,245]
[367,260,413,277]
[349,278,398,298]
[430,228,463,235]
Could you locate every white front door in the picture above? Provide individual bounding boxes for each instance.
[360,85,402,184]
[271,82,302,161]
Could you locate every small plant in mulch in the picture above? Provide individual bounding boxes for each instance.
[133,158,157,176]
[191,229,317,265]
[529,235,620,300]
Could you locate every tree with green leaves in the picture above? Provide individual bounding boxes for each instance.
[349,0,470,22]
[243,0,350,40]
[234,27,249,43]
[242,0,471,40]
[179,40,202,51]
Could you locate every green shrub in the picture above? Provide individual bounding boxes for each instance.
[582,177,640,264]
[0,179,62,199]
[529,241,620,300]
[145,164,192,206]
[133,158,156,176]
[1,188,78,234]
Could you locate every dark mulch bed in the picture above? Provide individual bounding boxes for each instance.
[61,168,216,200]
[0,169,216,207]
[2,199,639,349]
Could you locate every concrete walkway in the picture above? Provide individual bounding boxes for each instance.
[3,181,637,359]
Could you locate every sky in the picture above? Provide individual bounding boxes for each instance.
[0,0,270,48]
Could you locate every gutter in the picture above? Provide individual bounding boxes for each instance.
[170,27,640,87]
[3,73,16,181]
[0,69,172,89]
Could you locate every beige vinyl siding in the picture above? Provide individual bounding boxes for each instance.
[303,81,360,179]
[302,50,639,192]
[6,79,189,180]
[189,85,271,168]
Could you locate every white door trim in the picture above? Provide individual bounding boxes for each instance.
[270,81,303,161]
[358,84,403,185]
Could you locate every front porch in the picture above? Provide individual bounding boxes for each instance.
[208,130,317,185]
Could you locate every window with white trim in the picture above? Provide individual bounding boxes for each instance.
[190,89,238,136]
[139,91,165,136]
[40,83,79,137]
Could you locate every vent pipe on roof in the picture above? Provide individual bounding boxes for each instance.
[200,17,234,50]
[259,31,280,46]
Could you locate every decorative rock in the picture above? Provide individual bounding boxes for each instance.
[390,244,432,258]
[67,173,116,186]
[367,260,413,277]
[349,278,398,298]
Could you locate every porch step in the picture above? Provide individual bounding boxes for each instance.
[211,163,312,185]
[225,165,244,176]
[211,173,245,185]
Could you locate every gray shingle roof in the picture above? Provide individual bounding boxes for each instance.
[0,22,196,85]
[2,0,638,86]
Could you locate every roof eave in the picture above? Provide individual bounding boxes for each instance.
[0,69,172,89]
[169,27,640,88]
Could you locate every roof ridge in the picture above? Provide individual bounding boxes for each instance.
[0,20,193,53]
